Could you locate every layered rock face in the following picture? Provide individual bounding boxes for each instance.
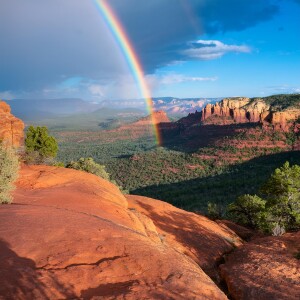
[0,100,24,147]
[201,97,300,131]
[0,165,242,299]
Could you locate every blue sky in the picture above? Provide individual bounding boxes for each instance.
[0,0,299,101]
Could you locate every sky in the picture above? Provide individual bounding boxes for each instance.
[0,0,299,101]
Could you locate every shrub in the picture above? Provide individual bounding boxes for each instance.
[207,202,225,220]
[228,162,300,233]
[228,194,267,229]
[0,145,19,204]
[66,157,110,180]
[261,161,300,231]
[53,162,65,167]
[25,126,58,163]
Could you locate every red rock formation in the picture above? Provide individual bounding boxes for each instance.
[201,97,300,131]
[134,110,170,125]
[0,165,241,299]
[201,98,255,124]
[0,100,24,147]
[220,232,300,300]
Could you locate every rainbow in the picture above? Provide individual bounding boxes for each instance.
[94,0,162,145]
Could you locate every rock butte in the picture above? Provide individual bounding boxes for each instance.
[200,97,300,131]
[0,100,24,147]
[132,110,170,125]
[0,165,242,299]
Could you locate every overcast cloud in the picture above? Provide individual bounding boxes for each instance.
[0,0,280,99]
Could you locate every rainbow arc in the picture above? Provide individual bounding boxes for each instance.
[94,0,162,145]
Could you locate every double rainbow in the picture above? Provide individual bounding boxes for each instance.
[94,0,162,145]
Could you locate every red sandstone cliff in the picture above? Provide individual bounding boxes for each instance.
[201,97,300,131]
[0,101,24,147]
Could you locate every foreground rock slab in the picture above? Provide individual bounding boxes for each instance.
[0,165,233,299]
[220,232,300,300]
[127,195,242,281]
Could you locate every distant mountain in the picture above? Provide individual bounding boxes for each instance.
[98,97,222,116]
[152,97,221,116]
[8,98,101,121]
[6,97,222,129]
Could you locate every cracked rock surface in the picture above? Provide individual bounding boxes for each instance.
[0,165,240,299]
[220,232,300,300]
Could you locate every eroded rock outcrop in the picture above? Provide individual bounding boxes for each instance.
[0,165,242,299]
[0,100,24,147]
[201,97,300,131]
[220,232,300,300]
[134,110,170,125]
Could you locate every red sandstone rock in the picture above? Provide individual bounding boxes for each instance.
[134,110,170,125]
[0,101,24,147]
[216,220,255,241]
[127,195,242,281]
[220,232,300,300]
[200,97,300,131]
[0,165,230,299]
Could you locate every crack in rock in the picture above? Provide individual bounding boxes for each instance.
[37,255,127,271]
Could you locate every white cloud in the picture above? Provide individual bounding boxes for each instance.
[161,74,217,84]
[264,85,300,94]
[146,74,217,87]
[183,40,251,60]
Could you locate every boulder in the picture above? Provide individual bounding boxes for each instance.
[220,232,300,300]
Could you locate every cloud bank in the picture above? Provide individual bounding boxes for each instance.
[0,0,279,99]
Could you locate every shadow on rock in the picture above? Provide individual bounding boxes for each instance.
[0,239,76,299]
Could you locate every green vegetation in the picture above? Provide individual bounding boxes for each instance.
[66,157,110,181]
[30,107,144,131]
[25,126,58,163]
[250,94,300,110]
[228,194,266,229]
[52,120,300,212]
[50,103,299,213]
[131,151,300,211]
[65,157,128,194]
[0,144,19,204]
[228,162,300,233]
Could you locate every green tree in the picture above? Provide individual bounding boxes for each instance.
[0,144,19,204]
[228,162,300,233]
[228,194,267,229]
[25,126,58,161]
[66,157,110,180]
[261,161,300,230]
